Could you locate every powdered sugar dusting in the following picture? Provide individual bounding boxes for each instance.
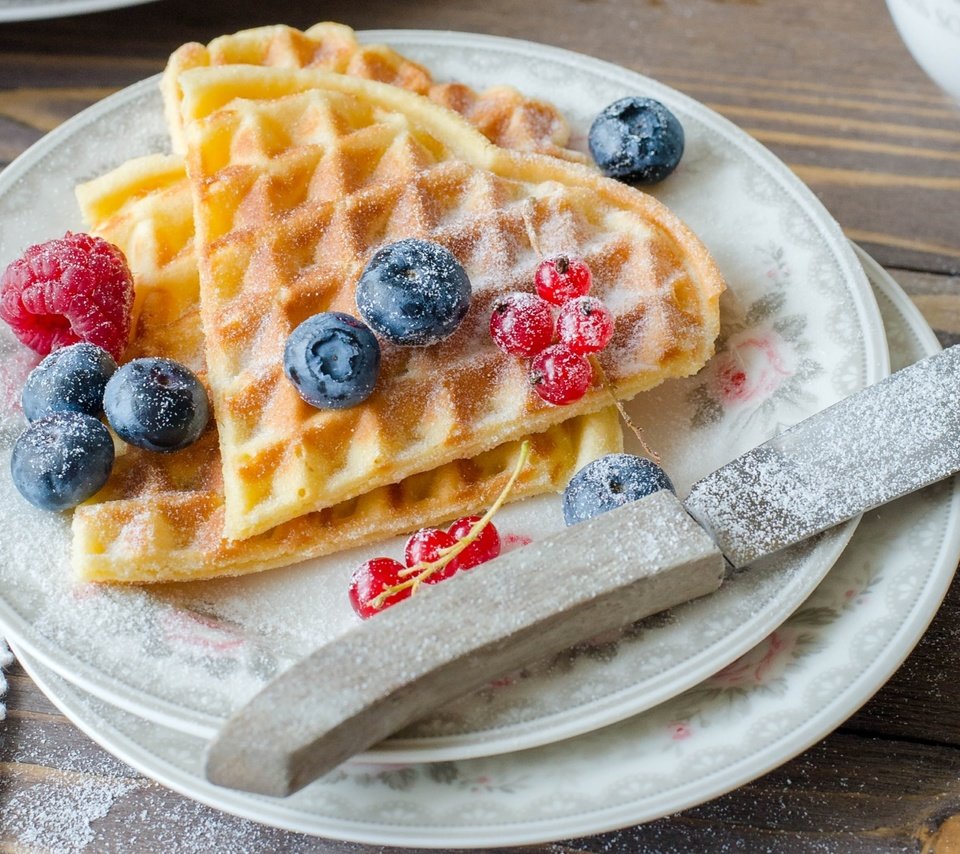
[687,347,960,566]
[1,776,139,852]
[0,749,317,852]
[0,36,885,756]
[0,345,39,419]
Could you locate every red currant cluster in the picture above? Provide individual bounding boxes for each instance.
[349,515,502,618]
[347,439,531,619]
[489,256,614,405]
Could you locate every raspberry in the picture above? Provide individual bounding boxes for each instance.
[0,232,134,362]
[529,343,593,405]
[557,296,615,354]
[534,255,592,306]
[489,292,554,357]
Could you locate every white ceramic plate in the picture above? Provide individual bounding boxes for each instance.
[0,0,157,21]
[0,32,887,760]
[12,252,954,849]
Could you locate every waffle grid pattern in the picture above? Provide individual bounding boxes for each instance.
[71,153,622,582]
[163,22,584,163]
[181,67,723,540]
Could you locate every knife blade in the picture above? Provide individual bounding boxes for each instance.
[205,344,960,797]
[686,342,960,567]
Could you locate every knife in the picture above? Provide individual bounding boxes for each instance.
[205,344,960,797]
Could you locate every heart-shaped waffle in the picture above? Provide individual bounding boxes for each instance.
[72,153,623,583]
[162,22,584,163]
[180,66,725,540]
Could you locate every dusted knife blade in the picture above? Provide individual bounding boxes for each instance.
[206,345,960,797]
[205,491,727,796]
[685,345,960,567]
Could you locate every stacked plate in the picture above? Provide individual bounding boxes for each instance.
[0,0,157,22]
[1,32,958,848]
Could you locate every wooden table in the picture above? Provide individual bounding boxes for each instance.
[2,0,960,849]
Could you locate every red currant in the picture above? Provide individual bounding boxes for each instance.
[448,515,501,570]
[529,343,593,405]
[534,255,592,306]
[404,527,459,583]
[489,292,554,357]
[557,296,614,354]
[348,557,410,619]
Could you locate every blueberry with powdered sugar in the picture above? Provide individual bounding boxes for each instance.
[356,238,471,346]
[11,411,114,510]
[588,97,685,185]
[563,453,674,526]
[104,357,209,452]
[21,342,117,422]
[284,312,381,409]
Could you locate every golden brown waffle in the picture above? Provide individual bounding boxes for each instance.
[181,66,724,541]
[71,153,623,583]
[162,22,584,163]
[74,418,621,584]
[74,154,202,371]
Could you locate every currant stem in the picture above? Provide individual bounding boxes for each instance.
[369,439,532,610]
[589,355,662,465]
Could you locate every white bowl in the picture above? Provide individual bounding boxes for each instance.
[886,0,960,102]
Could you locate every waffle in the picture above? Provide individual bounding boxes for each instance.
[71,153,623,583]
[180,67,725,541]
[162,22,584,163]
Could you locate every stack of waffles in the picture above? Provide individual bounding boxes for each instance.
[71,23,724,584]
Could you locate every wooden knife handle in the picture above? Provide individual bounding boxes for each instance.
[204,490,726,796]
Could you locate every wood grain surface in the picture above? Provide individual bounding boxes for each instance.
[1,0,960,850]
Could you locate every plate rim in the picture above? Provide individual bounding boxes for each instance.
[0,0,156,22]
[10,247,958,848]
[0,29,890,760]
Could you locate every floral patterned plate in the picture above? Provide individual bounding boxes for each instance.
[12,251,955,848]
[0,32,887,760]
[0,0,158,22]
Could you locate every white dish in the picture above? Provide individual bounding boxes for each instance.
[0,0,157,22]
[886,0,960,102]
[12,250,954,848]
[0,31,887,761]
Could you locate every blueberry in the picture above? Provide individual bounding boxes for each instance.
[356,238,471,346]
[588,97,685,185]
[21,342,117,422]
[284,312,381,409]
[104,357,210,452]
[562,453,674,526]
[11,411,114,510]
